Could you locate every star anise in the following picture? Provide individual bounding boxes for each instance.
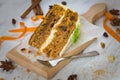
[109,9,119,15]
[67,74,77,80]
[0,60,15,72]
[110,17,120,26]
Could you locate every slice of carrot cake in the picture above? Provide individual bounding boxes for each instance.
[29,4,81,59]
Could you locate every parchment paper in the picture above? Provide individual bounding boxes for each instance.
[17,16,104,61]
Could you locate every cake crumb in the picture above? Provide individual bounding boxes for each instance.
[108,55,115,63]
[28,50,32,53]
[26,68,31,73]
[21,48,27,53]
[94,69,105,76]
[100,42,105,49]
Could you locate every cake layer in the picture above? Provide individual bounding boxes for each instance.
[29,4,65,49]
[41,9,78,58]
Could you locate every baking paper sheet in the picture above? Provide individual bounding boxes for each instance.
[17,16,104,61]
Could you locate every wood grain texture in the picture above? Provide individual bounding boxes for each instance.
[6,38,96,79]
[82,3,106,23]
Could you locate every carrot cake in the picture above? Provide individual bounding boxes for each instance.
[29,4,81,59]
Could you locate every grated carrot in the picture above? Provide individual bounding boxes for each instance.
[103,12,120,42]
[31,15,45,21]
[0,22,27,44]
[105,12,114,20]
[9,27,36,32]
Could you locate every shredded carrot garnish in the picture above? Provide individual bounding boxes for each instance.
[0,19,38,45]
[37,15,45,19]
[18,22,27,38]
[0,22,27,44]
[103,12,120,42]
[8,21,36,33]
[0,36,18,40]
[31,15,45,21]
[9,27,36,32]
[105,12,114,20]
[20,22,25,27]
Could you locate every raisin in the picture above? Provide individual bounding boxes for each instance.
[49,5,53,9]
[12,18,16,24]
[43,23,47,27]
[28,50,32,53]
[103,32,108,37]
[50,12,55,17]
[70,16,75,21]
[61,1,67,5]
[59,26,67,31]
[50,23,54,28]
[54,19,57,23]
[21,48,27,53]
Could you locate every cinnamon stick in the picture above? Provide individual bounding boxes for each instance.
[21,0,40,19]
[32,0,43,15]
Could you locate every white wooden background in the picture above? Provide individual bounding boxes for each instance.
[0,0,120,80]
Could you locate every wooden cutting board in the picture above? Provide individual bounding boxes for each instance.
[6,3,106,79]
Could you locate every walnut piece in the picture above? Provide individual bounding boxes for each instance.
[100,42,105,49]
[94,69,105,76]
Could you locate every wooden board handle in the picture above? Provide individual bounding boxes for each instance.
[62,3,106,58]
[82,3,106,23]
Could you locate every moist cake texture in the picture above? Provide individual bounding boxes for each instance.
[42,9,78,58]
[29,4,65,48]
[29,4,79,58]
